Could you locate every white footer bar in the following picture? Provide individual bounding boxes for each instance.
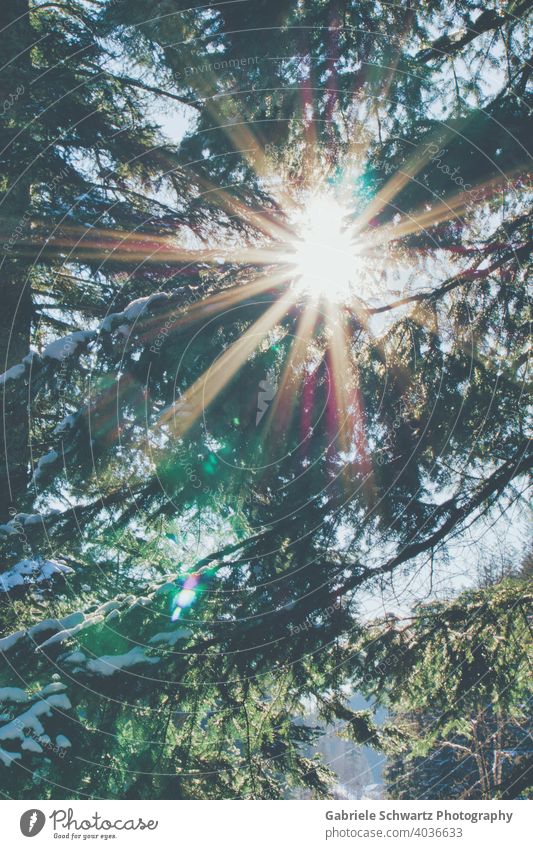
[4,799,531,848]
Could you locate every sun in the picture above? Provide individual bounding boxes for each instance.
[288,194,364,303]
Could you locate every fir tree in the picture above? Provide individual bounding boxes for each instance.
[0,0,531,799]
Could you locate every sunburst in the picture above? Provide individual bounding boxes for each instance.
[11,107,521,463]
[285,193,369,304]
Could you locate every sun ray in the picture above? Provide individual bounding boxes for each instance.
[324,300,354,461]
[156,294,296,440]
[24,125,520,504]
[348,121,485,240]
[259,301,320,453]
[318,295,379,507]
[133,268,294,354]
[358,170,526,253]
[9,221,297,267]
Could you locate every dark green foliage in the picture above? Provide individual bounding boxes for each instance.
[0,0,531,799]
[354,579,532,799]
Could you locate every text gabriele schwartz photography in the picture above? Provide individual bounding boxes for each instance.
[0,1,531,847]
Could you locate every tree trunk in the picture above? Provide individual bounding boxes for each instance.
[0,0,33,521]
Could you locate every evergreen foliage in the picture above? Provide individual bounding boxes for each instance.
[0,0,531,799]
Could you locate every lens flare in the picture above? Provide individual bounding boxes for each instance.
[171,573,200,621]
[289,195,364,302]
